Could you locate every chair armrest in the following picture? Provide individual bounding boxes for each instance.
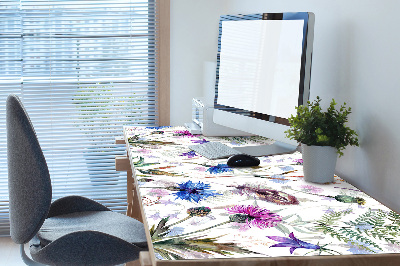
[47,195,110,218]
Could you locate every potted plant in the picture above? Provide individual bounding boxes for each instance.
[285,96,359,183]
[72,83,137,185]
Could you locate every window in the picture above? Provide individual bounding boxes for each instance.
[0,0,169,236]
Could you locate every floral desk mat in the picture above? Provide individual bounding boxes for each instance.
[124,126,400,260]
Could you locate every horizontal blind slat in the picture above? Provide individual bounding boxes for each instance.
[0,0,159,236]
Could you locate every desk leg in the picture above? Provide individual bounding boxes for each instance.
[126,169,134,217]
[125,252,151,266]
[139,252,152,266]
[125,174,151,266]
[127,170,143,223]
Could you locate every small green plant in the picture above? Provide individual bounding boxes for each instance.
[285,96,359,157]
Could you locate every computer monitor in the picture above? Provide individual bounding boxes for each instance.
[213,12,315,156]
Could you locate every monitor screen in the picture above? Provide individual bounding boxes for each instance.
[213,13,315,156]
[218,20,304,118]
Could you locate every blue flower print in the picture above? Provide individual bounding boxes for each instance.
[207,164,233,174]
[280,166,294,172]
[354,222,374,231]
[173,180,221,203]
[146,126,171,129]
[180,150,197,158]
[271,175,289,184]
[166,226,185,237]
[346,239,378,254]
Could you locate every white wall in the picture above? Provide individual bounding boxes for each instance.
[170,0,400,212]
[170,0,228,125]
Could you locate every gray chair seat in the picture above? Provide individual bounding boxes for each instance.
[37,211,147,248]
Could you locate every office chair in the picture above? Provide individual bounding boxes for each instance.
[6,94,148,265]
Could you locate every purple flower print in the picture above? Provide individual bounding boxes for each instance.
[262,158,272,163]
[148,212,161,220]
[193,166,207,172]
[149,188,170,197]
[173,130,194,137]
[323,208,335,214]
[137,148,151,154]
[300,185,324,194]
[180,150,197,158]
[226,205,282,229]
[164,205,281,240]
[159,199,180,206]
[293,159,303,165]
[267,232,321,254]
[191,138,209,144]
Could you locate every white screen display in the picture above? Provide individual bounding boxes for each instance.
[217,20,304,118]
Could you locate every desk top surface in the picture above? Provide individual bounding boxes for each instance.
[124,126,400,262]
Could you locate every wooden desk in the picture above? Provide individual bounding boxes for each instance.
[119,126,400,266]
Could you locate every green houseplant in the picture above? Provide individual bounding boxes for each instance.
[72,83,139,185]
[285,96,359,183]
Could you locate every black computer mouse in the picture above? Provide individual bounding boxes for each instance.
[227,154,260,167]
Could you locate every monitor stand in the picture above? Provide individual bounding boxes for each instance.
[232,141,299,157]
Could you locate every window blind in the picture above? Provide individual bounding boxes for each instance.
[0,0,159,236]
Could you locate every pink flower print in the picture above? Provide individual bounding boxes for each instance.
[194,166,207,172]
[300,185,323,194]
[137,148,151,154]
[149,188,170,197]
[226,205,282,229]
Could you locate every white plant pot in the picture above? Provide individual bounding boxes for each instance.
[301,144,338,183]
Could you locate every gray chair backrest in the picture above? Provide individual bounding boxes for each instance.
[7,94,52,244]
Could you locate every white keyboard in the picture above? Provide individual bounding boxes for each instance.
[189,142,242,160]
